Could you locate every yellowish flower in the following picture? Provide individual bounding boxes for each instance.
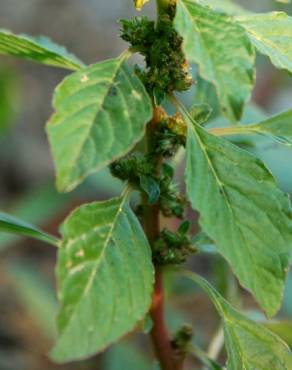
[134,0,150,11]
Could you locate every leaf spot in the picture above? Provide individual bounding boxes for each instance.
[75,250,85,258]
[81,74,89,83]
[132,90,142,101]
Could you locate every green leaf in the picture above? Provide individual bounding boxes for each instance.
[180,270,292,370]
[139,175,160,204]
[0,30,84,70]
[0,184,68,251]
[178,220,191,235]
[189,103,213,125]
[248,110,292,146]
[0,65,18,135]
[194,76,221,121]
[195,0,249,15]
[264,322,292,349]
[47,54,153,192]
[174,0,255,122]
[182,106,292,316]
[51,193,154,362]
[192,231,216,254]
[0,211,59,246]
[237,12,292,74]
[210,110,292,147]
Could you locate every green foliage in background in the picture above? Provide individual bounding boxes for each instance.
[0,66,18,134]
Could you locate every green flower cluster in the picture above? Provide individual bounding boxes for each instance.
[120,13,192,103]
[150,112,187,157]
[153,221,195,265]
[110,154,185,219]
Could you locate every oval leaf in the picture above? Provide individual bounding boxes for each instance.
[47,54,152,192]
[181,271,292,370]
[183,110,292,316]
[0,30,84,70]
[174,0,255,122]
[51,195,154,362]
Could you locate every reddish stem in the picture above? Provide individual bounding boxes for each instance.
[150,270,177,370]
[143,106,183,370]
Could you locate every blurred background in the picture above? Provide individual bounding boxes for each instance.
[0,1,292,369]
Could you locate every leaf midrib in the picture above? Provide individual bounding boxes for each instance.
[188,123,263,297]
[180,1,234,118]
[59,57,126,187]
[58,196,128,339]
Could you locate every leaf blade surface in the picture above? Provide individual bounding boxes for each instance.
[174,0,255,122]
[47,55,152,192]
[0,211,58,246]
[182,271,292,370]
[184,111,292,316]
[0,30,84,70]
[237,12,292,74]
[52,195,154,362]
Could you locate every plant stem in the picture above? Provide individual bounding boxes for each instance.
[143,106,179,370]
[150,270,177,370]
[146,3,183,367]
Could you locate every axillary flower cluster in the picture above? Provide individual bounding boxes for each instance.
[111,3,196,265]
